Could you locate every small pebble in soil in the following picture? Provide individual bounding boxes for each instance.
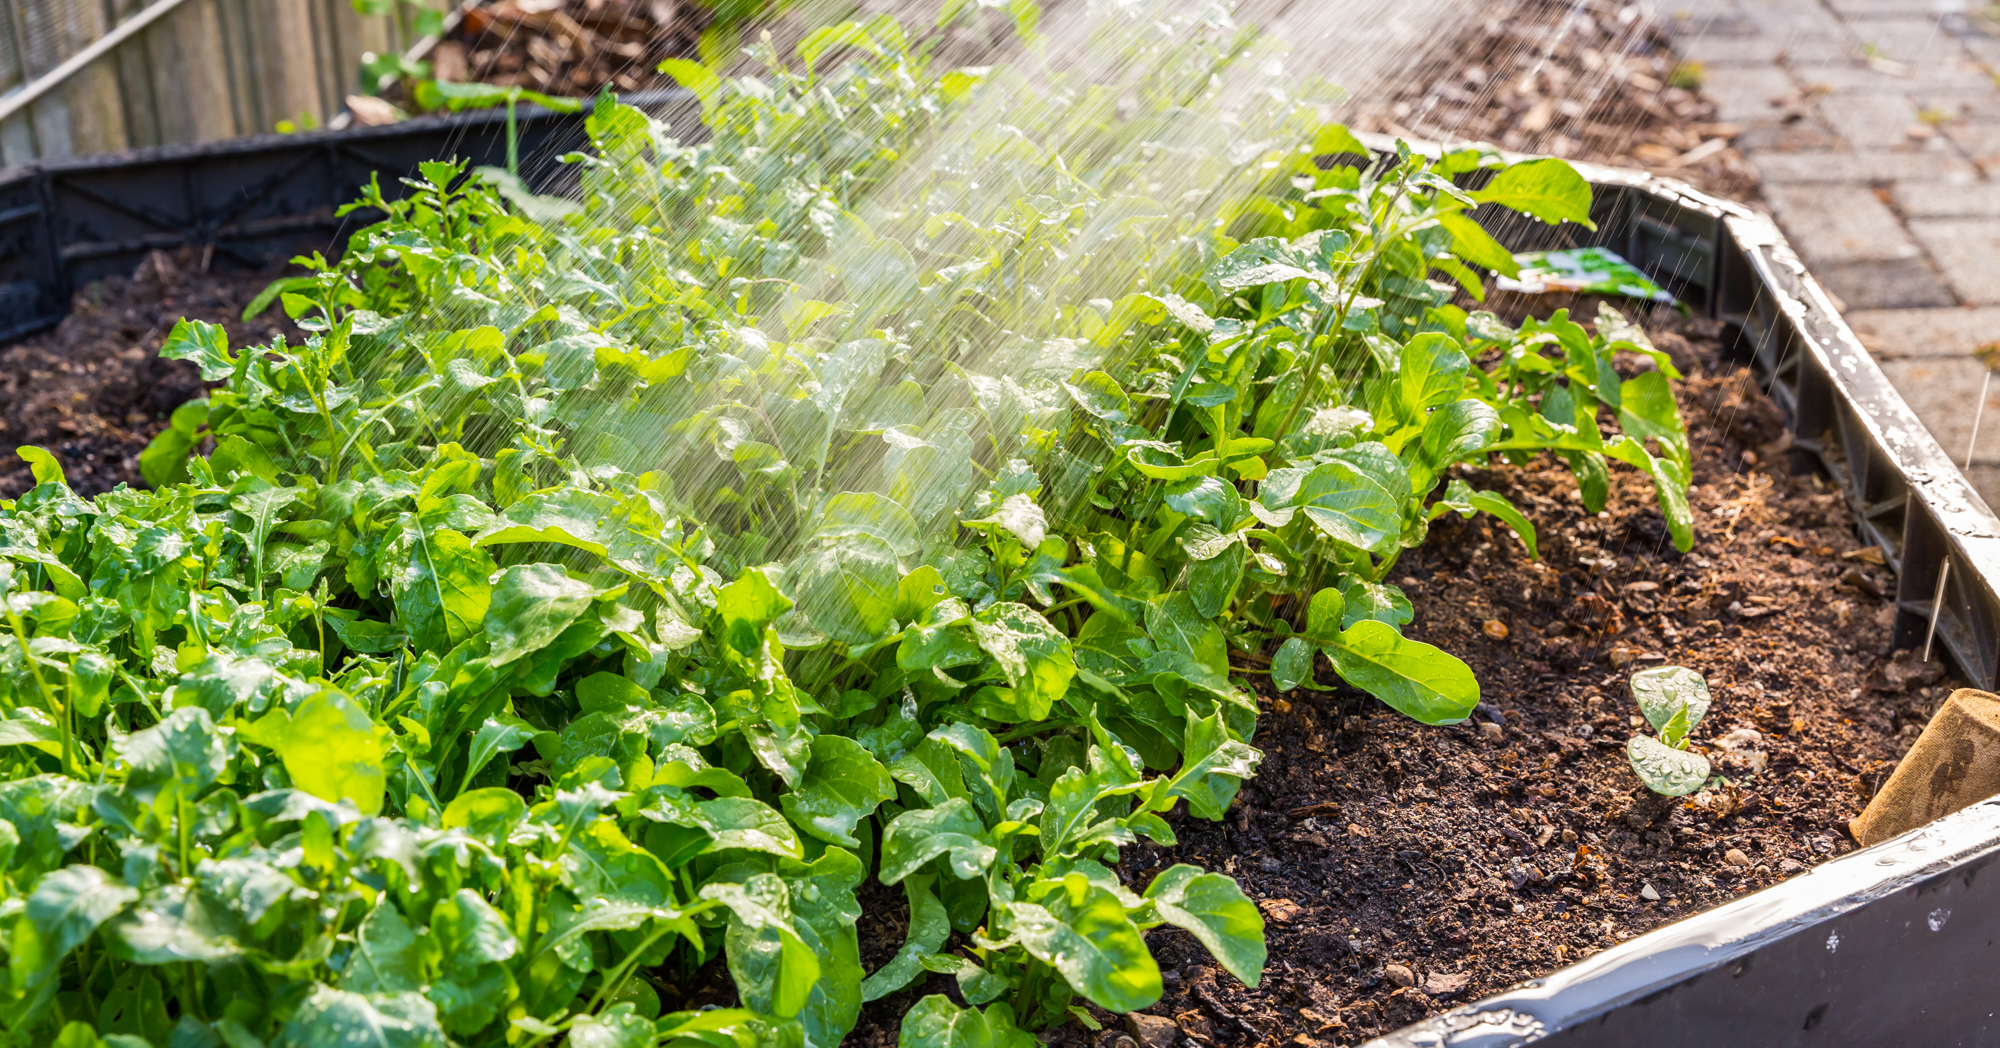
[1483,618,1509,639]
[1480,721,1504,741]
[1640,883,1661,901]
[1384,964,1416,989]
[1724,848,1752,867]
[1124,1014,1177,1048]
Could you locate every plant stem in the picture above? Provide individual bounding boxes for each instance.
[8,608,68,776]
[507,96,520,177]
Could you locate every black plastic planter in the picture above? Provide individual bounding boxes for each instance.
[4,107,1999,1047]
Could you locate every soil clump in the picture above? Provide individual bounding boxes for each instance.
[0,249,299,497]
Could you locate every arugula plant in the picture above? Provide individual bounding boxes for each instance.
[0,6,1696,1046]
[1626,666,1713,796]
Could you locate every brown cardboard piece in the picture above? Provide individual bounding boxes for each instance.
[1852,688,2000,847]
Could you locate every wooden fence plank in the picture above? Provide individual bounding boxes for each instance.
[108,0,164,149]
[0,0,428,162]
[23,0,130,157]
[144,0,239,144]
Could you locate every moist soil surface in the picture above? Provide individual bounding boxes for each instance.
[835,299,1946,1047]
[0,250,299,498]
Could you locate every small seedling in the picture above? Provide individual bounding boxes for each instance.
[1627,666,1713,796]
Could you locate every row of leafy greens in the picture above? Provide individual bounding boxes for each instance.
[0,7,1692,1048]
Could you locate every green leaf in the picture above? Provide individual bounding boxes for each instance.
[1396,333,1472,422]
[388,521,494,655]
[108,883,246,964]
[1658,703,1692,749]
[1626,734,1711,796]
[1064,371,1132,423]
[1616,370,1690,469]
[16,447,63,487]
[1142,592,1232,697]
[441,787,527,838]
[1311,123,1372,159]
[161,318,236,380]
[1292,445,1411,556]
[969,603,1074,722]
[233,485,304,601]
[473,488,676,577]
[1270,637,1315,691]
[1471,157,1597,229]
[1630,665,1711,734]
[1434,211,1520,277]
[815,492,920,558]
[970,493,1047,551]
[1420,399,1500,468]
[277,984,449,1048]
[1143,865,1266,987]
[717,567,794,654]
[568,1004,656,1048]
[1602,437,1693,552]
[245,688,393,815]
[1433,480,1540,560]
[999,883,1159,1012]
[1337,578,1414,630]
[790,534,900,645]
[1158,713,1261,821]
[863,875,950,1002]
[483,563,602,665]
[881,798,997,883]
[343,903,421,995]
[1326,619,1478,725]
[457,715,536,796]
[659,58,723,115]
[117,706,234,799]
[897,996,1037,1048]
[780,735,896,847]
[431,888,518,969]
[12,866,137,989]
[1304,587,1346,639]
[697,796,805,858]
[703,875,822,1019]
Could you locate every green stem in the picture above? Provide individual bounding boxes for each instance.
[507,96,520,177]
[8,609,68,776]
[584,924,676,1015]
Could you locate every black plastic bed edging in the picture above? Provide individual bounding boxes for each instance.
[0,87,698,347]
[5,106,2000,1047]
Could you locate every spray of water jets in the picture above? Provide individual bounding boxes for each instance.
[324,0,1487,599]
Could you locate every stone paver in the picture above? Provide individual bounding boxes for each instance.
[1844,307,2000,358]
[1876,357,2000,466]
[1664,6,2000,508]
[1890,181,2000,217]
[1908,219,2000,304]
[1816,92,1924,145]
[1698,67,1800,124]
[1763,184,1921,263]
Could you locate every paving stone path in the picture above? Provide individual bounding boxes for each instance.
[1667,0,2000,503]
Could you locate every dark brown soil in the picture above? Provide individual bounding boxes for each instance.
[836,301,1945,1047]
[1344,0,1762,202]
[421,0,709,102]
[0,250,299,498]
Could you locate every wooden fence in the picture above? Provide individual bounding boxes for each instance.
[0,0,451,165]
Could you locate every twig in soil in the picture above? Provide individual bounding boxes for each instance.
[1717,474,1774,545]
[1191,984,1263,1042]
[1288,801,1342,819]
